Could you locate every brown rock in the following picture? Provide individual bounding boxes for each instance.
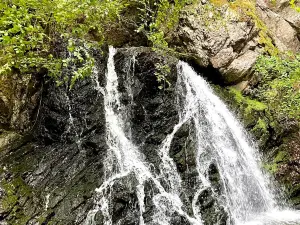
[222,50,259,84]
[211,47,237,68]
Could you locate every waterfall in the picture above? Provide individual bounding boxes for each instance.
[176,62,300,225]
[86,47,300,225]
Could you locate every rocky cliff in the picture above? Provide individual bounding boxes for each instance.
[170,0,300,208]
[0,0,300,224]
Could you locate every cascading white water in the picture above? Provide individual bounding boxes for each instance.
[85,47,201,225]
[176,61,300,225]
[86,47,300,225]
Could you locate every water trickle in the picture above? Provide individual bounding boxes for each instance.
[86,47,300,225]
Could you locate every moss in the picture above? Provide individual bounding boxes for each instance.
[290,0,300,12]
[254,118,267,131]
[1,180,19,210]
[274,151,288,163]
[263,163,278,174]
[251,118,270,146]
[263,150,289,175]
[0,176,33,225]
[227,87,267,127]
[229,87,267,111]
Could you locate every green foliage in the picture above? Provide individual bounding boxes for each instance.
[263,162,278,174]
[228,87,267,113]
[274,150,289,163]
[137,0,191,50]
[263,150,289,174]
[0,0,191,87]
[226,87,268,139]
[255,54,300,120]
[0,0,126,86]
[135,0,192,86]
[154,62,171,90]
[290,0,300,12]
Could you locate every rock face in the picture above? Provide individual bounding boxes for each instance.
[256,0,300,52]
[217,85,300,208]
[0,47,229,225]
[168,0,300,206]
[1,1,300,224]
[170,0,300,84]
[0,50,108,224]
[0,72,42,155]
[0,48,188,224]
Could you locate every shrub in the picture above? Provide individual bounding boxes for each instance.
[255,54,300,120]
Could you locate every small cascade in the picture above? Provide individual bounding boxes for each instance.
[86,47,300,225]
[64,93,81,148]
[85,47,201,225]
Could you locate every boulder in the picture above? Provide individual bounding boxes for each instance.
[170,0,300,84]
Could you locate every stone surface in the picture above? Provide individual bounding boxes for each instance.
[0,73,41,132]
[256,2,300,52]
[169,0,300,84]
[0,47,229,225]
[1,1,300,223]
[221,50,259,83]
[0,49,108,225]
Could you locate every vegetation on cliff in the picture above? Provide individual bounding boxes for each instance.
[255,54,300,121]
[221,53,300,205]
[1,0,300,216]
[0,0,191,87]
[0,0,126,87]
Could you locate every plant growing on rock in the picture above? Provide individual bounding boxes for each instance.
[0,0,126,86]
[255,54,300,120]
[209,0,278,55]
[0,0,193,88]
[290,0,300,12]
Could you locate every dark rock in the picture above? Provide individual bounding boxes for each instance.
[0,49,108,224]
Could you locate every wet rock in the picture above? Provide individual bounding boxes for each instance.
[195,188,228,225]
[114,47,179,171]
[110,174,140,225]
[0,49,108,224]
[0,73,41,132]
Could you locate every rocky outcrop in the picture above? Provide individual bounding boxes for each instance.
[0,72,42,157]
[170,0,300,84]
[216,85,300,208]
[168,0,300,206]
[0,50,108,224]
[1,1,300,224]
[0,47,230,225]
[256,0,300,52]
[113,48,228,225]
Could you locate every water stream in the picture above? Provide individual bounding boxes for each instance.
[85,47,300,225]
